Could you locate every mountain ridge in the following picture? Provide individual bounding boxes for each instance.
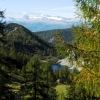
[6,15,80,32]
[0,23,56,68]
[35,28,74,44]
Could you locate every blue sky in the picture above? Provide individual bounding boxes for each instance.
[0,0,76,18]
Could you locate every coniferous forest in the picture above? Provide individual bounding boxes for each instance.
[0,0,100,100]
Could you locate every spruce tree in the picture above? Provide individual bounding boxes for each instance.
[0,11,5,36]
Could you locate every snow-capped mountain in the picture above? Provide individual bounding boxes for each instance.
[6,14,79,32]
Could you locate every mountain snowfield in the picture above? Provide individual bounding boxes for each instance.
[6,14,80,32]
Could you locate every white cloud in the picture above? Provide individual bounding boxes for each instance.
[6,11,79,25]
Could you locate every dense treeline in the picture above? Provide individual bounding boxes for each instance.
[70,0,100,99]
[0,11,57,99]
[0,0,100,99]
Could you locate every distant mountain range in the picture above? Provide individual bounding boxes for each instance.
[6,15,80,32]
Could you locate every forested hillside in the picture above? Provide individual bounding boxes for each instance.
[0,0,100,99]
[35,28,74,44]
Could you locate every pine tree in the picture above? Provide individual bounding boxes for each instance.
[23,55,56,100]
[0,11,5,39]
[0,10,5,57]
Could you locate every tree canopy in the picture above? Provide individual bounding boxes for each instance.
[75,0,100,32]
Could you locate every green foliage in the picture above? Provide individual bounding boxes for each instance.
[21,55,56,99]
[36,28,73,44]
[73,25,100,52]
[70,68,100,99]
[0,11,5,36]
[4,23,55,56]
[54,33,70,58]
[0,4,99,99]
[72,0,100,99]
[0,22,56,99]
[55,84,70,100]
[75,0,100,32]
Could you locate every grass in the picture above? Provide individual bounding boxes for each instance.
[55,83,70,100]
[5,82,21,93]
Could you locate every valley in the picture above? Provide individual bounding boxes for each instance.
[0,22,99,100]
